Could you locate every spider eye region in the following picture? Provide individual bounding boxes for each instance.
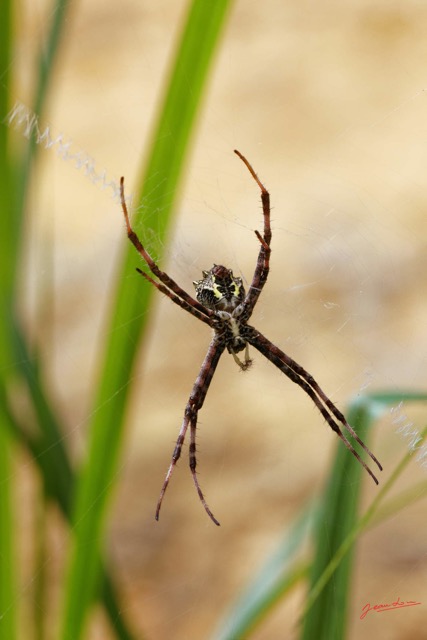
[193,264,245,312]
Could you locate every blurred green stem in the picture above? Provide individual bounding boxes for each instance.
[60,1,234,638]
[0,0,17,636]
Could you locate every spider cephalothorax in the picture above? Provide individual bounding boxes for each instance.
[193,264,245,312]
[120,149,382,526]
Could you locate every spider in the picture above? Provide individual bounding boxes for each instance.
[120,150,382,526]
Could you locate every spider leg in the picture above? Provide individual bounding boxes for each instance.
[230,344,252,371]
[247,329,382,482]
[136,268,212,326]
[155,339,225,525]
[120,177,213,319]
[189,414,220,526]
[234,150,272,316]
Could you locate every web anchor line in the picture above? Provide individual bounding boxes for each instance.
[7,100,121,199]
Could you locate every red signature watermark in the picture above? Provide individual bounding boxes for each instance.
[360,596,421,620]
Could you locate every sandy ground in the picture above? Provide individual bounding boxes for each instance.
[12,1,427,638]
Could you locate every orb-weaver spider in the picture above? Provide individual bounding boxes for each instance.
[120,150,382,526]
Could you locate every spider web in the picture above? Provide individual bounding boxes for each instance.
[6,3,427,638]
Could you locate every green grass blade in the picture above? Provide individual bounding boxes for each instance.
[0,0,17,636]
[12,329,75,511]
[210,505,315,640]
[60,1,234,637]
[1,3,71,635]
[301,427,427,632]
[0,421,16,640]
[16,0,72,215]
[32,0,71,116]
[207,391,427,640]
[3,0,136,634]
[8,329,136,639]
[300,402,373,640]
[300,391,427,639]
[369,477,427,526]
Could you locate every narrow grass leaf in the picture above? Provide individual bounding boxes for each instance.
[60,1,234,638]
[210,504,315,640]
[16,0,72,215]
[300,391,427,639]
[0,0,18,636]
[9,329,135,639]
[0,422,16,640]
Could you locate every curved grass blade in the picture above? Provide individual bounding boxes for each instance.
[0,0,19,636]
[207,391,427,640]
[15,0,72,215]
[9,328,136,639]
[60,1,234,638]
[0,414,16,640]
[210,505,315,640]
[300,391,427,640]
[2,0,136,633]
[300,400,374,640]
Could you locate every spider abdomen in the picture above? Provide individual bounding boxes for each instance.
[225,321,246,354]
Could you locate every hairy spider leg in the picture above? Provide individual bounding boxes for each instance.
[248,330,382,482]
[120,177,212,319]
[234,150,272,316]
[156,340,225,526]
[135,268,212,326]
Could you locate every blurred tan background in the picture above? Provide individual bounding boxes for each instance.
[14,1,427,638]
